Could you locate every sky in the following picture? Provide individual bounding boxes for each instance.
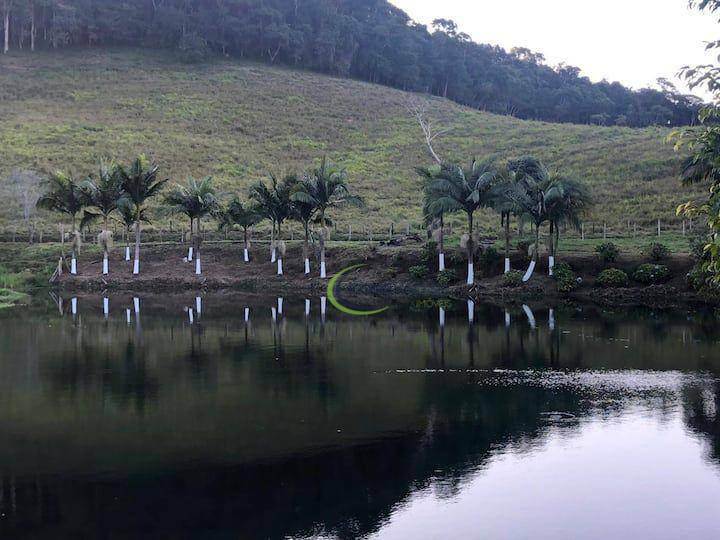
[389,0,718,99]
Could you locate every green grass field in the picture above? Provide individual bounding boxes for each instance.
[0,48,705,238]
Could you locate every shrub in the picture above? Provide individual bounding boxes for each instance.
[177,32,211,63]
[597,268,629,288]
[689,229,708,261]
[595,242,619,263]
[645,242,670,262]
[502,270,524,288]
[479,246,499,269]
[633,264,671,285]
[687,267,708,292]
[436,269,457,287]
[553,262,579,293]
[409,265,429,279]
[516,240,532,259]
[420,241,437,265]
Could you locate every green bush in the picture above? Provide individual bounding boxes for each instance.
[436,269,457,287]
[553,262,579,293]
[409,265,429,279]
[597,268,629,288]
[420,241,437,265]
[689,229,708,261]
[646,242,670,262]
[633,264,671,285]
[479,246,499,269]
[595,242,619,263]
[516,240,532,259]
[176,32,211,63]
[502,270,524,288]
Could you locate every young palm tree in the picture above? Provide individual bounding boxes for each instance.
[418,158,501,285]
[36,171,87,275]
[165,176,219,276]
[116,197,146,262]
[419,164,447,272]
[545,177,593,273]
[291,157,362,278]
[225,198,261,262]
[290,184,318,275]
[81,160,123,275]
[490,166,520,274]
[115,155,167,275]
[506,156,552,281]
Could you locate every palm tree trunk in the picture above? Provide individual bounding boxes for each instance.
[522,224,540,283]
[243,227,250,262]
[187,217,194,261]
[438,214,445,272]
[103,216,109,275]
[125,227,131,261]
[504,213,511,274]
[466,212,474,286]
[270,222,276,262]
[195,219,202,275]
[548,222,555,276]
[320,212,327,278]
[70,215,77,275]
[303,222,310,275]
[133,219,141,275]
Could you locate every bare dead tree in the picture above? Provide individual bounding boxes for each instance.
[7,169,42,242]
[405,96,452,165]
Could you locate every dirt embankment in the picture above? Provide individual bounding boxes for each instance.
[51,242,706,308]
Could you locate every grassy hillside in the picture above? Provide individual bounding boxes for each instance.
[0,48,703,237]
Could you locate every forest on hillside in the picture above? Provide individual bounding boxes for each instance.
[0,0,703,128]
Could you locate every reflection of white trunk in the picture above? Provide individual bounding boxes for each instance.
[126,308,131,325]
[188,247,194,261]
[549,308,555,331]
[71,258,77,275]
[71,297,78,316]
[125,246,131,261]
[504,258,511,274]
[244,307,250,323]
[466,263,474,286]
[244,248,249,262]
[467,299,475,323]
[271,248,276,263]
[522,260,536,283]
[321,296,327,322]
[505,311,511,328]
[523,304,536,330]
[196,296,202,315]
[271,307,277,322]
[439,307,446,327]
[277,297,283,315]
[103,254,109,275]
[277,258,283,275]
[189,309,194,324]
[305,299,310,316]
[133,258,140,275]
[320,261,327,279]
[103,297,109,318]
[548,256,555,277]
[195,257,201,275]
[304,258,310,275]
[133,297,140,314]
[439,253,445,272]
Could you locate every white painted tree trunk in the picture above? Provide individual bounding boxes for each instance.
[125,246,131,261]
[103,297,109,318]
[277,297,283,315]
[103,253,109,275]
[548,256,555,277]
[305,299,310,316]
[522,260,536,282]
[195,296,202,315]
[304,258,310,275]
[244,307,250,323]
[126,308,131,325]
[71,257,77,275]
[188,247,194,261]
[439,253,445,272]
[467,299,475,323]
[71,297,77,316]
[523,304,536,329]
[320,261,327,279]
[244,248,249,262]
[189,309,194,324]
[466,263,474,286]
[271,248,276,263]
[195,256,202,275]
[133,258,140,275]
[133,297,140,314]
[439,307,445,327]
[277,258,283,275]
[504,258,511,274]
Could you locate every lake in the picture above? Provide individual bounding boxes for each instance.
[1,293,719,539]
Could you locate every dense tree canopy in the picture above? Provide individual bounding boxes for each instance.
[0,0,702,127]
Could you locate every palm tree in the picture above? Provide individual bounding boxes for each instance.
[165,176,219,276]
[290,182,318,275]
[115,155,167,275]
[544,177,592,272]
[291,157,362,278]
[225,198,261,262]
[249,174,297,275]
[81,160,123,275]
[116,197,146,262]
[36,171,87,275]
[506,156,552,281]
[419,164,447,272]
[490,166,520,274]
[418,158,501,285]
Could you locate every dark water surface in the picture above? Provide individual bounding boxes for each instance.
[1,293,720,539]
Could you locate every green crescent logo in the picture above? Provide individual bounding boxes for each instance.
[327,264,389,316]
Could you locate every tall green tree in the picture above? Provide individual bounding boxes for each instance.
[225,197,261,263]
[115,155,167,275]
[544,177,593,270]
[417,158,501,285]
[291,157,361,278]
[36,170,87,274]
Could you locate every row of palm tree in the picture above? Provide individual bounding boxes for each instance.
[418,156,593,285]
